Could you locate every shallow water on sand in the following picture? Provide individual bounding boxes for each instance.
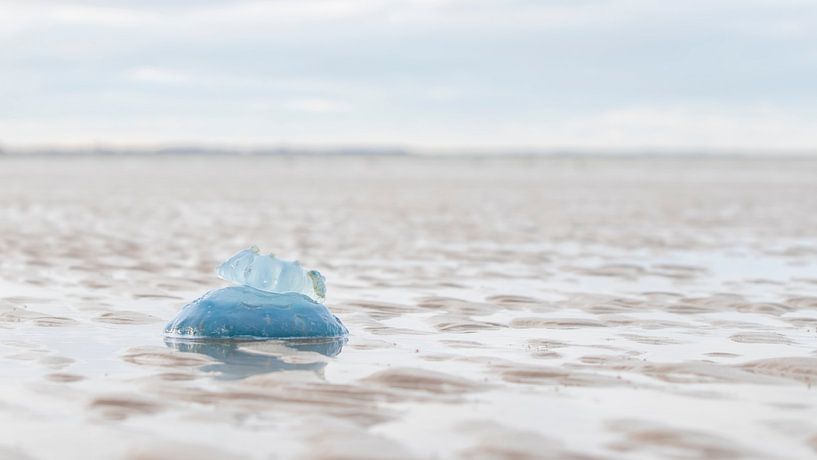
[1,155,817,459]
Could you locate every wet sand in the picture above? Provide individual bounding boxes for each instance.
[1,155,816,459]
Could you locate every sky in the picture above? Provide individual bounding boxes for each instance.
[1,0,817,152]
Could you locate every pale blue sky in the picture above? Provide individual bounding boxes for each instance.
[1,0,816,151]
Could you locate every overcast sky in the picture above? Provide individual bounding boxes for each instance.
[1,0,816,151]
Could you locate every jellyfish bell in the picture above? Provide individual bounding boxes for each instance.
[165,248,346,341]
[164,286,347,340]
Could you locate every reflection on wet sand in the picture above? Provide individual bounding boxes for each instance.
[164,338,346,380]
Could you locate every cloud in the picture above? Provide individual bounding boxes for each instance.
[282,98,350,113]
[125,67,191,84]
[50,4,160,25]
[495,104,817,151]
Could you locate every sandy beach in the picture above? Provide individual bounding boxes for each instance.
[1,154,817,459]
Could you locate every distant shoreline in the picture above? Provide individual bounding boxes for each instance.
[1,146,816,158]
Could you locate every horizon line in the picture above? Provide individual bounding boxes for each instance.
[2,143,817,158]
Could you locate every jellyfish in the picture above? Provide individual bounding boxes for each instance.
[164,248,347,340]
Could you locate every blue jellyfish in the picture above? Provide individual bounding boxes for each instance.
[164,248,347,340]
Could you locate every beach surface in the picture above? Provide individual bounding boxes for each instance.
[1,155,816,459]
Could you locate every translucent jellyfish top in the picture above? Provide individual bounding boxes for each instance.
[216,247,326,302]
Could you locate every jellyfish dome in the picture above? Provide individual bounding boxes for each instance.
[164,248,347,340]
